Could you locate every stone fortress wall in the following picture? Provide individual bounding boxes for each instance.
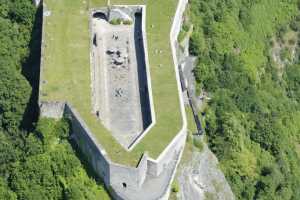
[38,0,189,199]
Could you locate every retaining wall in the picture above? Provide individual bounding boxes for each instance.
[64,104,111,183]
[157,0,189,198]
[147,128,186,176]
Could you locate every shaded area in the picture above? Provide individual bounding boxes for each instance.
[93,12,107,20]
[133,12,152,130]
[21,5,43,131]
[113,150,181,200]
[69,136,112,198]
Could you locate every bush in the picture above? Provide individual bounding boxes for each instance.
[280,48,291,61]
[109,18,121,25]
[178,29,187,43]
[193,137,204,151]
[290,20,300,31]
[171,182,179,193]
[123,20,132,25]
[182,23,190,32]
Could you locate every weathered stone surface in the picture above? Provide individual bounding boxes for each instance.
[177,143,235,200]
[39,101,65,119]
[90,6,153,149]
[109,8,132,22]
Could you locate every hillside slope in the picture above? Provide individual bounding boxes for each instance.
[188,0,300,199]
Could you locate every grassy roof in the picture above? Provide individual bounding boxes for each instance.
[41,0,182,165]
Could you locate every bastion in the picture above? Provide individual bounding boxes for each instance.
[38,0,188,199]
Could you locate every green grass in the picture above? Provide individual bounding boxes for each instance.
[41,0,182,165]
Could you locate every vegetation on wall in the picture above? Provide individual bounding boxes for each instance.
[189,0,300,199]
[0,1,110,199]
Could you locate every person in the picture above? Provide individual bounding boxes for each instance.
[93,34,97,46]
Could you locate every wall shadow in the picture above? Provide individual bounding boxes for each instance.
[20,5,43,131]
[134,12,152,130]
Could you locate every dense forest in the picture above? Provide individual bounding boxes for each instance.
[0,1,109,199]
[188,0,300,199]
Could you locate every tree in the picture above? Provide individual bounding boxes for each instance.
[0,63,31,134]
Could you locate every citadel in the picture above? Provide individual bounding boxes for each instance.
[35,0,188,199]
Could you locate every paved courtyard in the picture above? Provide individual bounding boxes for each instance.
[91,11,151,148]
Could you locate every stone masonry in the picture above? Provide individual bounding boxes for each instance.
[38,1,188,199]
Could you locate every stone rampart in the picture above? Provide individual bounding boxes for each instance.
[147,128,187,176]
[64,104,111,183]
[64,104,149,190]
[38,0,189,199]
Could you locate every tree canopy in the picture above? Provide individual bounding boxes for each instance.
[189,0,300,199]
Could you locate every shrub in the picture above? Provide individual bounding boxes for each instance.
[182,23,190,32]
[171,182,179,193]
[178,29,187,43]
[288,38,296,45]
[123,20,132,25]
[280,48,291,61]
[109,18,121,25]
[290,20,300,31]
[193,137,204,151]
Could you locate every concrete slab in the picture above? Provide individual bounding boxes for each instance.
[91,10,151,149]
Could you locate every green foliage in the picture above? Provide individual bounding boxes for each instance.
[7,119,110,200]
[193,137,204,151]
[280,47,291,61]
[0,1,110,199]
[178,29,186,43]
[178,23,190,43]
[0,178,17,200]
[123,19,132,25]
[189,0,300,199]
[109,18,121,25]
[110,18,132,25]
[171,181,179,193]
[284,64,300,101]
[290,16,300,31]
[0,64,31,133]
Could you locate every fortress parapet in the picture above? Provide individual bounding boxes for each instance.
[39,0,188,199]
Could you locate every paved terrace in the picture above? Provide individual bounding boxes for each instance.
[91,10,152,149]
[40,0,182,166]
